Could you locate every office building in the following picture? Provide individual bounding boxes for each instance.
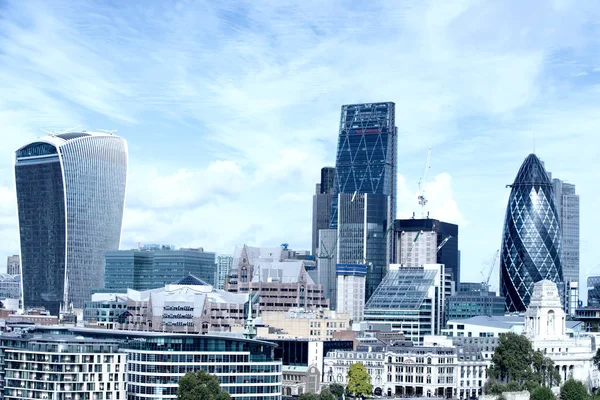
[0,274,20,300]
[363,264,448,343]
[312,167,335,256]
[500,154,563,312]
[6,256,19,276]
[104,244,216,292]
[90,275,249,334]
[1,335,126,400]
[551,177,580,296]
[458,282,486,293]
[314,229,338,310]
[330,102,397,301]
[253,308,350,341]
[15,132,127,315]
[337,192,390,300]
[393,218,460,289]
[0,326,283,400]
[445,290,505,321]
[588,276,600,307]
[225,245,329,311]
[216,254,234,289]
[336,264,367,322]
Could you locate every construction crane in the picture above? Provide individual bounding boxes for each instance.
[401,230,423,266]
[480,250,500,291]
[417,149,432,217]
[437,235,452,252]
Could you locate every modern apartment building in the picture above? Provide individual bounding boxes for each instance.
[500,154,563,312]
[0,326,283,400]
[104,244,216,291]
[0,335,126,400]
[15,132,127,314]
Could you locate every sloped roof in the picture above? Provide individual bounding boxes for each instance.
[512,154,552,188]
[174,274,210,286]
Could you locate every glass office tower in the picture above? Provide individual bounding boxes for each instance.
[15,132,127,315]
[330,102,397,301]
[500,154,563,312]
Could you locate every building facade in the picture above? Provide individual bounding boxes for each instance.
[500,154,563,312]
[104,245,216,292]
[0,274,20,300]
[393,219,460,289]
[216,255,234,289]
[314,229,338,310]
[336,192,390,301]
[225,245,329,312]
[588,276,600,307]
[15,132,128,315]
[363,264,447,343]
[312,167,335,257]
[552,177,580,304]
[336,264,367,322]
[0,326,283,400]
[256,309,351,341]
[1,335,127,400]
[445,291,505,321]
[6,256,19,276]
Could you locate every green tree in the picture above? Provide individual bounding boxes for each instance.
[177,370,231,400]
[532,350,561,387]
[488,332,534,384]
[300,394,319,400]
[346,363,372,398]
[329,384,345,399]
[531,386,556,400]
[320,388,337,400]
[593,348,600,372]
[560,379,588,400]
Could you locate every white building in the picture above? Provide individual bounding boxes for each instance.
[336,264,367,322]
[216,255,234,290]
[524,280,598,387]
[2,335,127,400]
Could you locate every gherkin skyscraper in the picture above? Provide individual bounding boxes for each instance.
[500,154,563,312]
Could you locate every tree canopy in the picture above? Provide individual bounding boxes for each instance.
[328,383,345,398]
[347,362,373,398]
[531,386,556,400]
[487,332,561,394]
[593,348,600,372]
[177,370,231,400]
[560,379,588,400]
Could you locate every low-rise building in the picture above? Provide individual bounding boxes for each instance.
[83,293,129,329]
[0,274,20,300]
[255,308,351,340]
[445,290,505,321]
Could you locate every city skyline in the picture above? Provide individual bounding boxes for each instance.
[0,1,598,301]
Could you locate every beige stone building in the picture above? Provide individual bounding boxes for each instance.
[226,245,329,311]
[250,308,351,340]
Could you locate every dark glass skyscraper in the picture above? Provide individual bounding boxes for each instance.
[500,154,563,312]
[312,167,335,256]
[15,133,127,315]
[330,102,397,229]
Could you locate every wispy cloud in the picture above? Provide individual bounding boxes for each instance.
[0,0,598,298]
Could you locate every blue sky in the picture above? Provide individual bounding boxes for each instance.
[0,0,598,296]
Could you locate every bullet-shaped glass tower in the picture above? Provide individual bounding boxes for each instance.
[500,154,563,312]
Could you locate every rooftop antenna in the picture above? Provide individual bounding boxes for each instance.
[533,132,536,154]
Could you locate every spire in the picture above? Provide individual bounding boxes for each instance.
[243,293,257,339]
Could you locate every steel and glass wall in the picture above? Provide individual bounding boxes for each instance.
[500,154,563,312]
[15,133,127,315]
[552,179,580,286]
[588,276,600,307]
[336,193,389,300]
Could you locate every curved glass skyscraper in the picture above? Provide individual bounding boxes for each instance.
[15,132,127,315]
[500,154,563,312]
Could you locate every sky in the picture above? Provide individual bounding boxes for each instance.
[0,0,598,298]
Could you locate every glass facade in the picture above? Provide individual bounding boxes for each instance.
[552,178,580,287]
[588,276,600,307]
[216,255,234,290]
[336,193,389,300]
[330,102,396,229]
[15,133,128,315]
[104,247,216,292]
[500,154,563,312]
[445,291,505,320]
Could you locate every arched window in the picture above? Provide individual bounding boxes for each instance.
[241,267,248,283]
[427,357,432,365]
